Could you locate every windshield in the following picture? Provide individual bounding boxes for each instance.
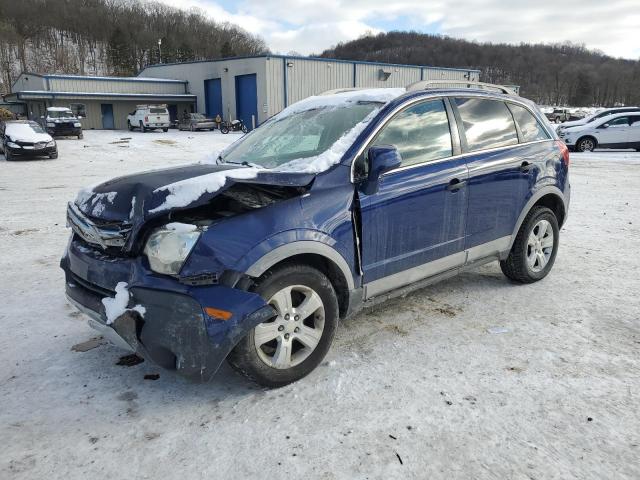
[150,108,167,114]
[48,110,74,118]
[192,113,206,120]
[7,123,46,137]
[221,102,382,170]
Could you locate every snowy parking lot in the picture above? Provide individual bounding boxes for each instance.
[1,130,639,479]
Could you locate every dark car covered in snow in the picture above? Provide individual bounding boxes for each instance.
[61,82,570,387]
[1,120,58,160]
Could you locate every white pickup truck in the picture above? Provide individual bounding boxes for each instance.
[127,105,170,132]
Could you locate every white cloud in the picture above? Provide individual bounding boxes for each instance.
[155,0,640,59]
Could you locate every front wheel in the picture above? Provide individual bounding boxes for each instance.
[49,152,58,159]
[162,128,168,132]
[576,137,596,152]
[220,125,229,134]
[139,121,146,133]
[241,125,248,133]
[500,206,559,283]
[78,133,83,139]
[4,149,13,161]
[127,121,133,132]
[227,264,339,387]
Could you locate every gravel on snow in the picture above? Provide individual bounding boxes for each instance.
[0,131,639,479]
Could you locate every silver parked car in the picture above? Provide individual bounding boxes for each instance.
[178,113,216,131]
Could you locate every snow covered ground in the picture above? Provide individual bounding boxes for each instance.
[1,130,639,479]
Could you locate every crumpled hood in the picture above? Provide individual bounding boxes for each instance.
[75,163,315,223]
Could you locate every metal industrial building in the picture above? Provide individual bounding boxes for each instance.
[3,56,478,130]
[3,73,196,130]
[139,55,480,130]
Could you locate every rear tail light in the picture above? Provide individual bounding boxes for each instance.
[555,140,570,167]
[144,116,149,122]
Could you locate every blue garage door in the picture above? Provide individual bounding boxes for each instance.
[235,73,258,130]
[204,78,222,118]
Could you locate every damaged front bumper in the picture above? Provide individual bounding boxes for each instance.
[61,237,274,381]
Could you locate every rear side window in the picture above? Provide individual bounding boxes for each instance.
[371,99,452,167]
[150,108,167,114]
[509,104,549,142]
[454,98,518,151]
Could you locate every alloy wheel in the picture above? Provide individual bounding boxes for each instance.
[254,285,325,369]
[527,219,554,273]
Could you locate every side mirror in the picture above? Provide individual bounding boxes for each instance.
[361,145,402,195]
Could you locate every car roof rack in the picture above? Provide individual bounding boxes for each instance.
[406,80,517,95]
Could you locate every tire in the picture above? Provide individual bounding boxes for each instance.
[227,264,339,387]
[49,151,58,159]
[241,125,248,133]
[220,126,229,134]
[139,121,146,133]
[500,206,559,284]
[4,149,13,161]
[576,136,596,152]
[162,128,168,132]
[78,133,83,139]
[190,124,195,132]
[127,121,133,132]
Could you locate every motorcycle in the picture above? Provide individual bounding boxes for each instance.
[220,119,248,134]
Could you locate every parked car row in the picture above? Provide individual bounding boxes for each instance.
[558,111,640,151]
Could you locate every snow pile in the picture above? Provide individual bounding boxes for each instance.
[149,167,263,213]
[75,187,117,217]
[101,282,146,325]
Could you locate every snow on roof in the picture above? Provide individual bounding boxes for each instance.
[276,88,406,118]
[16,90,196,98]
[47,106,72,111]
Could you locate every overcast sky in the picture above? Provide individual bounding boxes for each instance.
[159,0,640,59]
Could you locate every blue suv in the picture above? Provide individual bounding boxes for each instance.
[61,82,570,387]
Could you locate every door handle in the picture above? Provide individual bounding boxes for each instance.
[520,161,533,173]
[446,178,466,191]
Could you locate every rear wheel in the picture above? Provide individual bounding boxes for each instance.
[241,125,248,133]
[500,206,559,283]
[227,264,339,387]
[576,137,596,152]
[220,125,229,134]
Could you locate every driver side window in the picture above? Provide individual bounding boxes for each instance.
[371,99,452,168]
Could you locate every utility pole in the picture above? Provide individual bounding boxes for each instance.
[158,38,162,64]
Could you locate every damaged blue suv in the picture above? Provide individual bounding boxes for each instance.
[61,82,570,387]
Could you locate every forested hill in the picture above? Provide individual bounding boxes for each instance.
[0,0,267,93]
[321,31,640,107]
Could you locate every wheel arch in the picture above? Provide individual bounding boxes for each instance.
[509,187,567,250]
[245,241,355,319]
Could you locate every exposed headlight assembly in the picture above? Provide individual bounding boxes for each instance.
[46,141,56,147]
[144,223,201,275]
[7,141,19,148]
[74,122,81,127]
[46,122,55,127]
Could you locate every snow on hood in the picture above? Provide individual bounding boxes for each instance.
[5,124,53,143]
[148,167,263,213]
[76,185,118,218]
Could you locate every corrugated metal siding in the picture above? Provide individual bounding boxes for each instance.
[284,59,353,105]
[355,64,421,88]
[265,57,284,117]
[47,78,185,95]
[11,74,46,92]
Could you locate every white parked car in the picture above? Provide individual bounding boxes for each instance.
[558,112,640,152]
[127,105,170,132]
[556,107,640,134]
